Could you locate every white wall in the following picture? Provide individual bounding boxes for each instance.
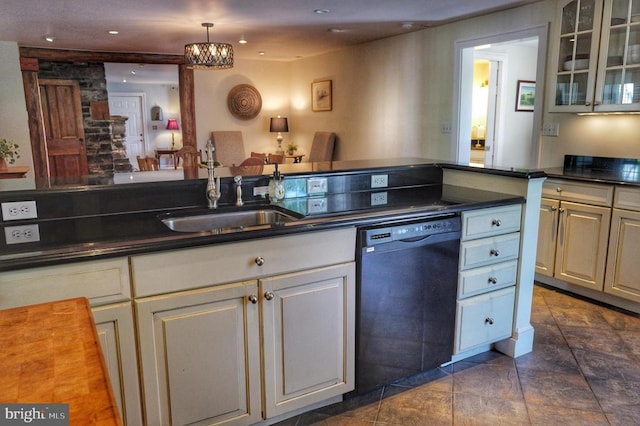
[193,59,291,157]
[0,41,35,189]
[495,43,538,168]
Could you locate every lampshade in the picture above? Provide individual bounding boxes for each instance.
[166,119,180,131]
[270,117,289,133]
[185,23,234,70]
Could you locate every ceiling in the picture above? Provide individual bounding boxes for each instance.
[2,0,542,62]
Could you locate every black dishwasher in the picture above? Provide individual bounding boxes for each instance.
[355,214,461,393]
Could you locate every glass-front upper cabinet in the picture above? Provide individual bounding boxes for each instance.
[595,0,640,111]
[550,0,640,112]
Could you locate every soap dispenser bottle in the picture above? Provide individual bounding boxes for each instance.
[269,163,282,203]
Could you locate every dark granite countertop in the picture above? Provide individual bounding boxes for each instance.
[0,159,544,272]
[0,185,524,272]
[543,155,640,186]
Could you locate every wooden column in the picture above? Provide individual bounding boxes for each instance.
[20,57,50,188]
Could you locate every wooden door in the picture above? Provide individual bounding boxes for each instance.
[39,79,88,185]
[604,208,640,302]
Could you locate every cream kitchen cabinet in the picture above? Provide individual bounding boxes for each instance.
[604,186,640,302]
[550,0,640,112]
[535,179,613,291]
[0,258,143,426]
[455,204,521,355]
[131,228,356,426]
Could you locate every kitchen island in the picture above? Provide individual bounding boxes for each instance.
[0,159,545,425]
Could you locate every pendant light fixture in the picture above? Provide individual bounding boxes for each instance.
[184,23,234,69]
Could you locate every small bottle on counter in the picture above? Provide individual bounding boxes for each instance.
[269,163,285,202]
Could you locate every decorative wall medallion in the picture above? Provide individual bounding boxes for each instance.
[227,84,262,120]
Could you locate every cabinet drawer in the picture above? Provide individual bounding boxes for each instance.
[458,260,518,299]
[0,257,131,309]
[459,232,520,271]
[543,179,613,207]
[454,286,515,354]
[614,186,640,211]
[461,204,521,241]
[131,228,356,297]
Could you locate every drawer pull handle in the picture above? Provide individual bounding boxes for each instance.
[264,291,275,301]
[248,295,258,304]
[255,256,265,266]
[485,317,494,325]
[488,277,498,285]
[491,219,502,227]
[490,249,500,257]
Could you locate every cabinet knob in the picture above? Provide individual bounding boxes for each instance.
[488,277,498,285]
[559,208,565,213]
[264,291,275,301]
[485,317,494,325]
[490,249,500,257]
[255,256,265,266]
[248,294,258,304]
[491,219,502,227]
[550,207,557,212]
[556,187,563,193]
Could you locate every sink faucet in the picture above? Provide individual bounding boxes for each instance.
[205,140,220,208]
[234,176,243,206]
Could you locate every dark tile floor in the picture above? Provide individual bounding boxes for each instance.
[277,284,640,425]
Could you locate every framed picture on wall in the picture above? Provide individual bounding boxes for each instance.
[515,80,535,112]
[311,80,332,111]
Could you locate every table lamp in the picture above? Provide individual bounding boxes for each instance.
[166,119,180,149]
[269,116,288,155]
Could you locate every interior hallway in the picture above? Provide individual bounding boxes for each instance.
[277,284,640,425]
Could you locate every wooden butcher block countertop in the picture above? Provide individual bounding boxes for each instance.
[0,297,122,425]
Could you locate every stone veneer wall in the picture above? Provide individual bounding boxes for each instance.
[37,61,115,183]
[111,115,133,174]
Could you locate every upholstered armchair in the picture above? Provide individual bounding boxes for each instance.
[308,132,336,162]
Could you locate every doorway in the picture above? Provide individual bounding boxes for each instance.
[109,93,147,170]
[453,26,548,169]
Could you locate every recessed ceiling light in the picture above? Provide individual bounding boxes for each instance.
[314,9,330,14]
[108,30,119,35]
[329,28,346,33]
[44,36,55,42]
[258,51,265,55]
[239,38,248,44]
[401,22,413,29]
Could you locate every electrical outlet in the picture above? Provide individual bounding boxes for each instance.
[307,177,328,195]
[1,201,38,221]
[371,174,388,188]
[253,186,269,197]
[307,197,328,214]
[542,121,560,137]
[441,122,452,134]
[371,192,388,206]
[4,224,40,245]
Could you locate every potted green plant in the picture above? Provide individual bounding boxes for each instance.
[0,138,20,171]
[286,142,298,156]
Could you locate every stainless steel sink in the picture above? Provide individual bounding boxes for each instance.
[159,206,303,233]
